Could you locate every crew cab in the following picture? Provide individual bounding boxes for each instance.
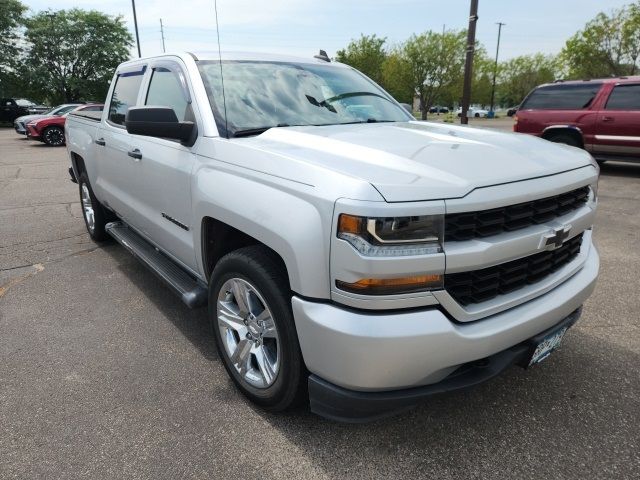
[514,77,640,163]
[66,52,599,422]
[27,104,103,146]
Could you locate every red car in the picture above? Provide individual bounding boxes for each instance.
[26,104,104,146]
[514,77,640,164]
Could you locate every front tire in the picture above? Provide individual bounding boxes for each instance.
[42,126,65,146]
[78,172,110,242]
[209,246,305,411]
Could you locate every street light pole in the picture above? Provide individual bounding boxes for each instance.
[160,18,166,53]
[460,0,479,125]
[489,22,505,115]
[131,0,142,58]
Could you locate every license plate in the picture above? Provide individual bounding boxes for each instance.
[528,326,568,366]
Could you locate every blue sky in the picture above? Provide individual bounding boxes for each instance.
[24,0,632,60]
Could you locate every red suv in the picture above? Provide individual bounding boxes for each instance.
[514,77,640,163]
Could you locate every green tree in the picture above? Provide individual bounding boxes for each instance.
[471,48,495,108]
[0,0,27,96]
[403,30,466,119]
[22,9,133,103]
[561,2,640,78]
[335,34,387,85]
[381,49,414,104]
[497,54,558,106]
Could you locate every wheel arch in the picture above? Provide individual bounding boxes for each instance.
[542,125,585,148]
[193,170,332,300]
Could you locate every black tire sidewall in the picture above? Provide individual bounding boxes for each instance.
[549,133,581,148]
[43,126,65,146]
[209,248,304,410]
[78,172,109,241]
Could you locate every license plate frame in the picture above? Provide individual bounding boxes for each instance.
[528,326,569,366]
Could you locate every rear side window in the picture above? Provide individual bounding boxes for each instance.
[108,71,145,125]
[145,67,190,121]
[521,83,602,110]
[606,84,640,111]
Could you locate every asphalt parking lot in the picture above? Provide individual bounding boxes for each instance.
[1,126,639,479]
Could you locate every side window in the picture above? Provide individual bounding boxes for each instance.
[522,83,602,110]
[108,71,144,125]
[605,84,640,111]
[145,67,190,121]
[82,105,104,112]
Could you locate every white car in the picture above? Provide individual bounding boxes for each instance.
[66,52,599,422]
[456,107,489,118]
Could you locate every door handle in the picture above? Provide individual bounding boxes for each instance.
[95,138,106,146]
[127,148,142,160]
[602,116,614,122]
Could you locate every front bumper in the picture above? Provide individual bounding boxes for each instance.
[309,308,582,422]
[14,122,26,134]
[293,244,598,419]
[25,125,41,140]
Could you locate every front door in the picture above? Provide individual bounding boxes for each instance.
[124,60,200,271]
[594,83,640,159]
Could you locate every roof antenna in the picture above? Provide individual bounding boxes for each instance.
[314,49,331,62]
[214,0,229,138]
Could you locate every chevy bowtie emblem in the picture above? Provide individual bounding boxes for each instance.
[542,225,572,250]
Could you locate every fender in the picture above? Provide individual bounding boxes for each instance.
[192,164,336,299]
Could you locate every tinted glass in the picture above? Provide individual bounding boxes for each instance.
[198,61,410,136]
[82,105,104,112]
[606,84,640,110]
[145,67,189,121]
[522,83,602,110]
[15,99,35,107]
[108,73,144,125]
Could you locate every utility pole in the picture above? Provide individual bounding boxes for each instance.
[489,22,505,116]
[460,0,479,125]
[160,18,166,53]
[131,0,141,58]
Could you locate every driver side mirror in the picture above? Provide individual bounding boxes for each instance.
[125,106,195,145]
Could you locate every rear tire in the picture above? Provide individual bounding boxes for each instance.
[209,245,305,412]
[78,172,110,242]
[546,132,582,148]
[42,126,65,146]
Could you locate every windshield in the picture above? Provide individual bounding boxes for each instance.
[15,99,36,107]
[197,61,411,137]
[50,105,79,116]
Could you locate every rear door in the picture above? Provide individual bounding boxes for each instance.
[594,83,640,159]
[125,59,200,271]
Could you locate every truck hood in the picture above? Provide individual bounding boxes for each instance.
[247,121,594,202]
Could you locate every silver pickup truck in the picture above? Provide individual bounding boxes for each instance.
[66,52,599,422]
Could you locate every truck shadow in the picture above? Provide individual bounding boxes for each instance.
[101,239,638,478]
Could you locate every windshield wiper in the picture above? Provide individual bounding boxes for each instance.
[324,91,395,105]
[232,124,290,138]
[305,95,337,113]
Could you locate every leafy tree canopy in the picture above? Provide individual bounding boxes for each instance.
[497,53,559,106]
[0,0,27,95]
[22,9,133,103]
[335,34,387,85]
[561,2,640,78]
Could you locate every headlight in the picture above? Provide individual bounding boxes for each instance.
[337,213,443,256]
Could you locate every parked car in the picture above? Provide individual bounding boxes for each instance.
[1,98,49,123]
[514,77,640,163]
[507,105,519,117]
[66,52,598,422]
[14,103,82,135]
[429,106,449,114]
[456,107,489,118]
[26,104,103,146]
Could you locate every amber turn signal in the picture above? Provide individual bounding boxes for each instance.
[336,274,443,295]
[338,214,364,235]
